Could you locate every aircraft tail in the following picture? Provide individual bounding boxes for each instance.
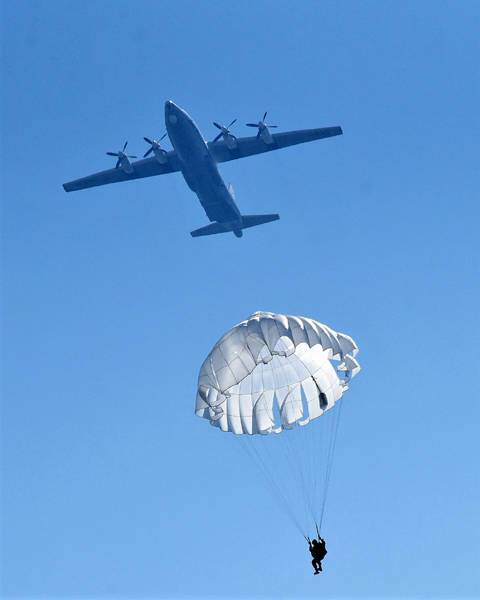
[190,213,280,238]
[240,213,280,229]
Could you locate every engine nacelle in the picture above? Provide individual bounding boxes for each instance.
[260,127,274,145]
[153,147,168,164]
[224,134,238,150]
[120,156,134,174]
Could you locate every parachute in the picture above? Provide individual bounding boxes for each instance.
[195,311,361,536]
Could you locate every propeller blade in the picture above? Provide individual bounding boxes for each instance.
[127,155,137,158]
[143,147,154,158]
[123,141,128,152]
[227,118,237,128]
[268,125,278,128]
[263,111,268,121]
[115,158,121,169]
[212,132,223,143]
[256,130,261,139]
[106,152,119,156]
[144,137,154,145]
[246,123,258,127]
[160,133,167,141]
[213,122,223,130]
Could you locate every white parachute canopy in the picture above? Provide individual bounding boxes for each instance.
[195,311,360,435]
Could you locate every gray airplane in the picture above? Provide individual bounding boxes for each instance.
[63,101,342,237]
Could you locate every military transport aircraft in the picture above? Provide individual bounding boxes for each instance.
[63,101,342,238]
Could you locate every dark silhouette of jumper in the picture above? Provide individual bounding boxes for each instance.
[308,536,327,574]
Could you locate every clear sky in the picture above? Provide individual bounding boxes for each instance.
[2,1,480,598]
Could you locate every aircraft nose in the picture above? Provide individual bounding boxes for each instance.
[165,100,179,124]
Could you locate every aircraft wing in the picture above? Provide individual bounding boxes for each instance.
[208,127,343,164]
[63,152,182,192]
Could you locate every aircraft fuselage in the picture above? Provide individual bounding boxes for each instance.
[165,101,241,229]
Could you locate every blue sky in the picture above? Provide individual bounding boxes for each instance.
[2,0,480,598]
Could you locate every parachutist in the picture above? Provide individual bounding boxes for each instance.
[308,536,327,575]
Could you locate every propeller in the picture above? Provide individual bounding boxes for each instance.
[246,112,278,138]
[212,119,237,143]
[143,133,168,158]
[106,141,137,168]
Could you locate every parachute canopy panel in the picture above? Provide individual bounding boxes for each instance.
[195,311,361,435]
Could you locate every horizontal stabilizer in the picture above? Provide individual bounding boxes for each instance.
[191,222,233,237]
[240,214,280,229]
[191,213,280,238]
